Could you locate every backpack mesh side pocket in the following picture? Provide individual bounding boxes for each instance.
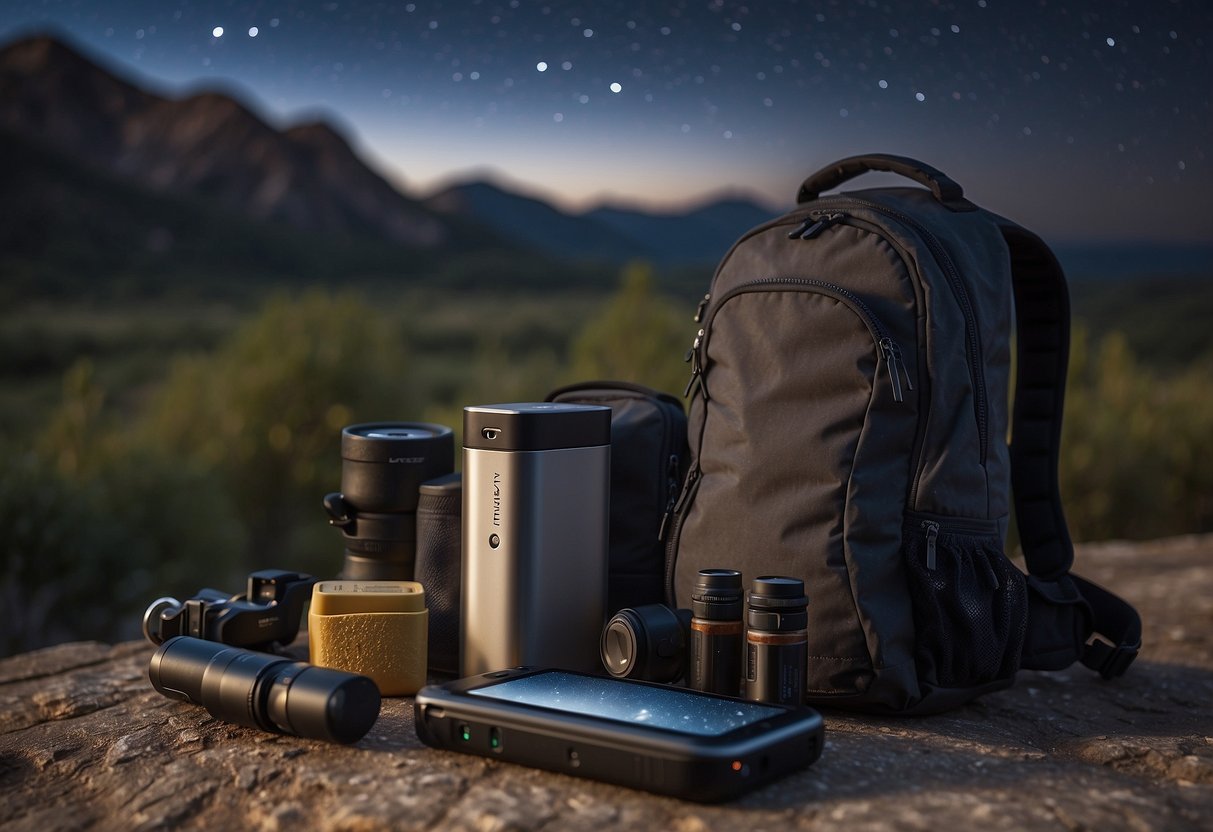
[902,516,1028,688]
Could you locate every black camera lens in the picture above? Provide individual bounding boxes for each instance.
[748,576,809,616]
[600,605,692,683]
[691,568,745,619]
[148,636,381,744]
[325,422,454,581]
[339,423,454,513]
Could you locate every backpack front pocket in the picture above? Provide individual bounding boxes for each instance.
[902,513,1028,688]
[673,279,919,697]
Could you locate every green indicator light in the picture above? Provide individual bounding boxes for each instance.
[491,736,499,748]
[460,725,471,741]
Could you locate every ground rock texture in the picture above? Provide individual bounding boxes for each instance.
[2,536,1211,831]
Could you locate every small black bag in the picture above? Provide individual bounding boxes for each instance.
[546,381,689,613]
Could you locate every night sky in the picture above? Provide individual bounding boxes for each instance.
[2,1,1210,242]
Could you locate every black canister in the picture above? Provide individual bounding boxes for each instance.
[745,576,809,706]
[414,472,463,674]
[323,422,454,581]
[689,569,744,696]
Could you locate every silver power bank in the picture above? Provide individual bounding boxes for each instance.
[461,403,611,676]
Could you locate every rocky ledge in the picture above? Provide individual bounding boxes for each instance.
[1,535,1210,831]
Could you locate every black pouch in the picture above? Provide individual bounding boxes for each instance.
[546,381,689,613]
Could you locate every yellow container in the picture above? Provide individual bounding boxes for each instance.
[308,580,428,696]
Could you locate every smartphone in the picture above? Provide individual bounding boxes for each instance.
[412,667,824,802]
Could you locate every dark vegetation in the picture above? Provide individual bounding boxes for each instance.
[2,260,1212,656]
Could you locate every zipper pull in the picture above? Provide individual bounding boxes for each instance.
[672,468,699,515]
[682,330,704,397]
[788,212,844,240]
[657,453,681,539]
[787,216,817,239]
[922,520,940,570]
[880,338,905,403]
[890,340,914,393]
[665,454,681,503]
[693,293,711,323]
[682,367,698,398]
[661,466,700,541]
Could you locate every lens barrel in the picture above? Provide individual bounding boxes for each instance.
[688,568,744,696]
[148,636,381,744]
[330,422,454,581]
[339,423,454,512]
[745,576,809,706]
[600,605,692,682]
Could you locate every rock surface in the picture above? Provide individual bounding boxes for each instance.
[2,536,1211,831]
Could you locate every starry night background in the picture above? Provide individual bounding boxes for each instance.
[2,0,1209,241]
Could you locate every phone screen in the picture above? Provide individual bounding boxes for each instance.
[467,670,784,737]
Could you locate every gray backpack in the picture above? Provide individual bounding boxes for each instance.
[664,155,1140,713]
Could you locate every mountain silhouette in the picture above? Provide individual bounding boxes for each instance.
[423,180,662,263]
[425,180,778,265]
[585,198,777,264]
[0,34,449,248]
[0,32,784,290]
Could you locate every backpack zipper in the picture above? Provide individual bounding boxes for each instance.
[922,520,940,570]
[905,512,1002,585]
[655,453,682,542]
[786,212,846,240]
[689,278,913,404]
[683,327,706,398]
[662,465,700,605]
[917,518,1002,588]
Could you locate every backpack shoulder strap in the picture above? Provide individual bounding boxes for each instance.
[1002,223,1073,579]
[999,221,1142,679]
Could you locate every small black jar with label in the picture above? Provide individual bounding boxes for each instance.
[745,576,809,706]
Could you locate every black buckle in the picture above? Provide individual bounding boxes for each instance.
[1082,637,1139,680]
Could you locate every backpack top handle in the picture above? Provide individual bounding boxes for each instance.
[797,153,972,209]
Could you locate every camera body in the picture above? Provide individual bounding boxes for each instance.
[142,569,317,651]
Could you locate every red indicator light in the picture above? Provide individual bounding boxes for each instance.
[731,760,743,772]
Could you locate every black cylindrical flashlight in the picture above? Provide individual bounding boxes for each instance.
[148,636,381,744]
[688,569,744,696]
[744,576,809,706]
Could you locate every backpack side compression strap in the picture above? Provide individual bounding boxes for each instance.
[1000,223,1141,678]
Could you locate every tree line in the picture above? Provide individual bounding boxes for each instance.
[2,266,1209,654]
